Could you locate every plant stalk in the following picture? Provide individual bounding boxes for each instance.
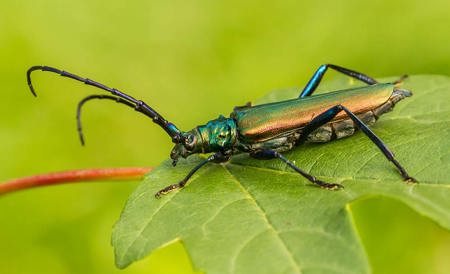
[0,167,153,196]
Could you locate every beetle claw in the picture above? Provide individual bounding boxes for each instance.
[155,179,187,198]
[404,176,418,184]
[318,181,344,190]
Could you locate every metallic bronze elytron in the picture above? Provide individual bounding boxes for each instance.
[233,83,394,142]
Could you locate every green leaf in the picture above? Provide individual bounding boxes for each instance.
[112,75,450,274]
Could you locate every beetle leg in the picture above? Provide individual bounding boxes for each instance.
[155,152,230,198]
[298,104,417,183]
[393,74,409,86]
[233,101,252,111]
[300,64,379,98]
[250,150,343,189]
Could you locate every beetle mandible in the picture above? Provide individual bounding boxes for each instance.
[26,64,417,198]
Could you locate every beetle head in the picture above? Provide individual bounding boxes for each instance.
[169,116,236,166]
[170,129,203,166]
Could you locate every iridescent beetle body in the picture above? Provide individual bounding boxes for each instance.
[181,83,409,156]
[27,64,417,197]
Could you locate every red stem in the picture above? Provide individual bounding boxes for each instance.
[0,167,153,196]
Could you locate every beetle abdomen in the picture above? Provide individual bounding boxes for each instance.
[306,88,412,142]
[306,111,375,142]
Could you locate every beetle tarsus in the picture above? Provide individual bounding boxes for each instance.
[404,176,418,184]
[311,177,343,189]
[391,159,417,184]
[155,180,186,198]
[316,181,344,190]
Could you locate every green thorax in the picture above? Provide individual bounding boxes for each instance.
[196,115,237,153]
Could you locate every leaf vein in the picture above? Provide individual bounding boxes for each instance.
[223,166,303,274]
[119,172,205,262]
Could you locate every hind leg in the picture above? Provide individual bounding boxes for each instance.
[300,64,379,98]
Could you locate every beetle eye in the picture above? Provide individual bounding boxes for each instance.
[184,134,196,149]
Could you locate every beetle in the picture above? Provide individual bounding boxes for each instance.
[27,64,417,198]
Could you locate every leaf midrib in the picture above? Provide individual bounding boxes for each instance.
[222,166,303,274]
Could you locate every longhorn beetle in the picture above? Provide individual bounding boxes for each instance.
[26,64,417,198]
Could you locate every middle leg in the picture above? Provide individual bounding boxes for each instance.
[250,150,343,189]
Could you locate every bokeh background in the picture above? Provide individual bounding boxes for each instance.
[1,0,449,273]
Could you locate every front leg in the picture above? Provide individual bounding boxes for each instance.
[250,150,343,190]
[155,152,230,198]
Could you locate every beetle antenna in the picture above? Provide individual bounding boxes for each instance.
[77,94,137,145]
[27,66,185,143]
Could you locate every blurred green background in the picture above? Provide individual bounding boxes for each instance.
[1,0,449,273]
